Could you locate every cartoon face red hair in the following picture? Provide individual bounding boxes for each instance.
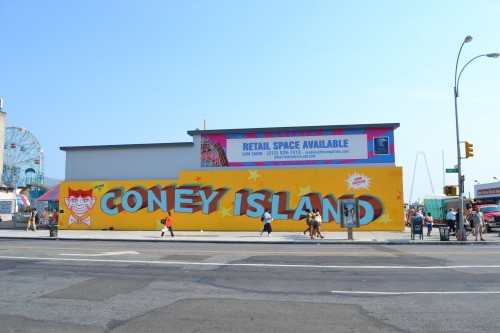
[68,188,93,198]
[65,188,96,217]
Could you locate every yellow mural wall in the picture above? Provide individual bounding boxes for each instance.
[59,167,404,231]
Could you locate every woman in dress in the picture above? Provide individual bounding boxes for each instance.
[26,208,38,232]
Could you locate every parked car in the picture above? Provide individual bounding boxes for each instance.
[473,204,500,232]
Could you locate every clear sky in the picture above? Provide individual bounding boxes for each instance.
[1,0,499,202]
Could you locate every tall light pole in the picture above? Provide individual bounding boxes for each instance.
[454,35,499,241]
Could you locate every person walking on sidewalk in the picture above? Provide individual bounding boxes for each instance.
[161,211,175,238]
[446,208,456,235]
[303,209,313,237]
[424,212,434,236]
[259,208,273,237]
[51,210,58,225]
[466,205,475,237]
[311,209,324,239]
[472,206,486,241]
[42,208,50,230]
[26,208,38,232]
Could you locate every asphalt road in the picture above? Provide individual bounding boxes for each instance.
[1,240,499,332]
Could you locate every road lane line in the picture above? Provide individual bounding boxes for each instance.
[331,291,500,295]
[2,255,500,270]
[59,251,140,257]
[2,245,500,256]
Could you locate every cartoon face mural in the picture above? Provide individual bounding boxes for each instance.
[64,188,96,228]
[59,167,404,231]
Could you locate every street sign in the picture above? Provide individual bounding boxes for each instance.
[446,168,458,173]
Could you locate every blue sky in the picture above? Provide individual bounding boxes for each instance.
[1,0,499,202]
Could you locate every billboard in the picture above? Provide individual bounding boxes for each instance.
[59,167,404,231]
[200,128,395,167]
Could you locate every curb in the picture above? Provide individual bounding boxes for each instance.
[1,236,500,245]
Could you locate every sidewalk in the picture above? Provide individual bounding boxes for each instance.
[1,226,499,244]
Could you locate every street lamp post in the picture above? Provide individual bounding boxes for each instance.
[453,35,499,241]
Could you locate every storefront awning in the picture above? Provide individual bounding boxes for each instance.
[37,184,60,202]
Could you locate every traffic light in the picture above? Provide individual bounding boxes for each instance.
[465,141,474,158]
[443,186,457,196]
[444,186,451,196]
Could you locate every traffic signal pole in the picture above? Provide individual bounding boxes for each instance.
[454,86,467,241]
[452,36,498,241]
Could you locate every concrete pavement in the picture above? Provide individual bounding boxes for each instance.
[1,226,499,244]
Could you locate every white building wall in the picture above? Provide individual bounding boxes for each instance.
[64,143,200,181]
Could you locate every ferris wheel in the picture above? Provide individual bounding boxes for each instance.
[3,127,44,187]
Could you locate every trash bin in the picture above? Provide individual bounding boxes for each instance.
[49,224,58,237]
[439,226,450,241]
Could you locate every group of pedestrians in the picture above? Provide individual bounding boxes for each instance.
[303,209,325,239]
[446,207,485,240]
[406,206,435,237]
[25,207,58,232]
[467,206,487,241]
[431,206,487,241]
[257,208,325,239]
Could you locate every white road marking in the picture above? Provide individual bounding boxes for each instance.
[331,291,500,295]
[59,251,140,257]
[2,255,500,270]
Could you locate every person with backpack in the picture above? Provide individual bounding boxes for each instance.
[259,208,273,237]
[26,208,38,232]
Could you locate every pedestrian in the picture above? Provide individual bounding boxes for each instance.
[259,208,273,237]
[466,205,475,236]
[42,208,50,230]
[26,208,38,232]
[406,205,415,228]
[424,212,434,236]
[472,207,486,241]
[303,209,313,237]
[51,210,58,225]
[446,208,456,234]
[311,209,324,239]
[161,211,175,238]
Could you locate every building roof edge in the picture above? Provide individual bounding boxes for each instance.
[60,142,194,151]
[187,123,400,136]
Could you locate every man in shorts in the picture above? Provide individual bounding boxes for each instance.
[42,208,50,230]
[472,207,486,241]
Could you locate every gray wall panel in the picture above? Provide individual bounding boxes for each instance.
[65,144,200,181]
